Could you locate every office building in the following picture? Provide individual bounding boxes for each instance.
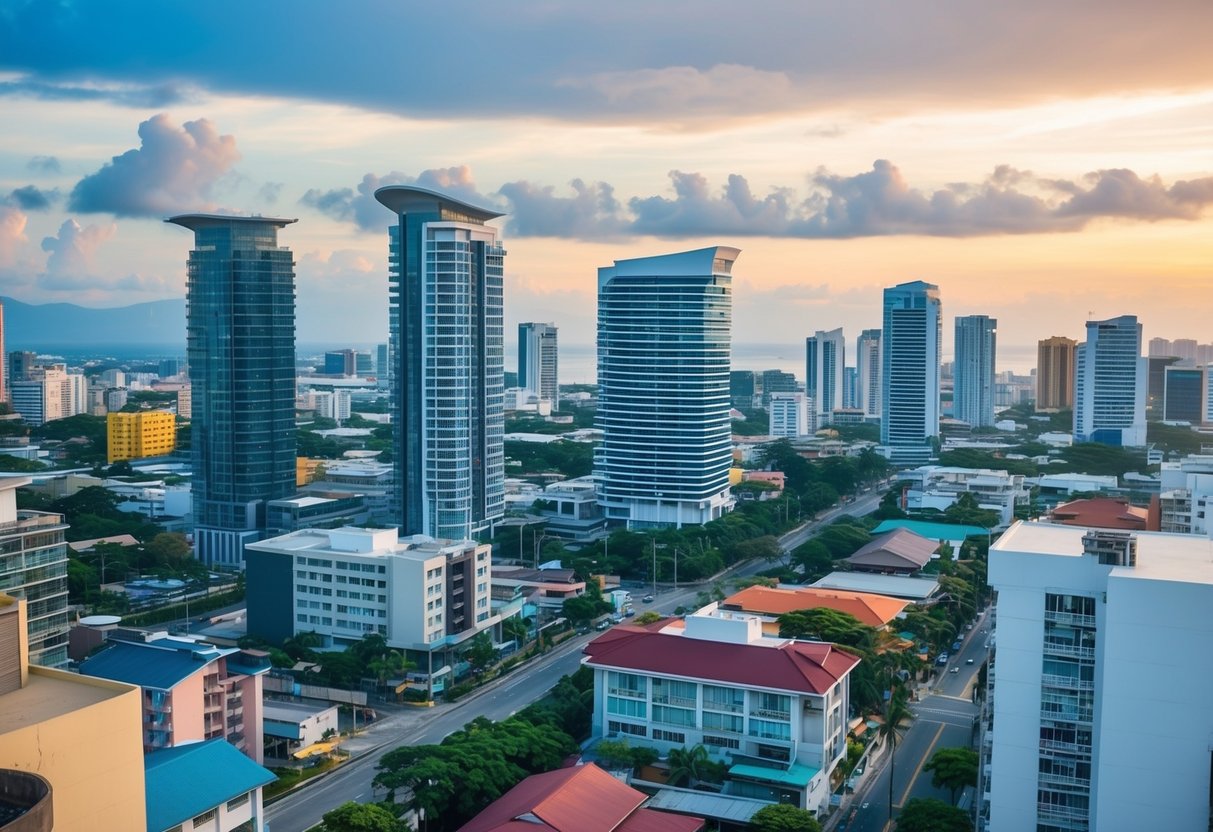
[843,366,858,410]
[9,363,85,427]
[107,410,176,463]
[245,527,500,694]
[769,391,812,438]
[1147,355,1181,419]
[880,281,942,461]
[1036,336,1078,413]
[761,369,797,406]
[1073,315,1146,447]
[0,594,149,832]
[79,631,272,762]
[8,350,35,385]
[805,327,845,426]
[376,186,506,540]
[730,370,759,409]
[596,247,736,529]
[0,476,69,668]
[168,214,298,568]
[954,315,997,427]
[584,606,859,815]
[158,357,184,378]
[518,321,559,409]
[0,301,5,403]
[1163,365,1208,423]
[981,523,1213,831]
[1157,453,1213,536]
[856,329,882,419]
[323,348,373,377]
[376,342,390,380]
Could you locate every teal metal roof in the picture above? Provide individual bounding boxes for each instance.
[728,760,821,788]
[872,519,989,540]
[144,740,275,832]
[79,637,238,690]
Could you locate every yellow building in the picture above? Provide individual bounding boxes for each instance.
[296,456,327,486]
[107,410,177,463]
[0,595,147,831]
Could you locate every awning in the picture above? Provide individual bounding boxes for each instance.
[728,760,820,788]
[291,741,337,759]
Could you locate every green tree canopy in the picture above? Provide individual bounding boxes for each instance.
[317,801,408,832]
[749,802,823,832]
[923,746,979,804]
[895,798,973,832]
[778,608,875,651]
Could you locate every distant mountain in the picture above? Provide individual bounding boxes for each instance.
[1,297,186,349]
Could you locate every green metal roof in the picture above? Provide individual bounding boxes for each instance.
[872,519,989,540]
[728,760,821,788]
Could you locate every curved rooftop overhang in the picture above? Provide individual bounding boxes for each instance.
[374,185,504,223]
[165,213,297,231]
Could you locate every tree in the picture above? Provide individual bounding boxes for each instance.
[633,611,662,625]
[317,801,407,832]
[922,746,979,805]
[879,691,914,825]
[778,608,875,651]
[749,802,822,832]
[146,532,190,563]
[894,798,973,832]
[665,744,714,788]
[463,632,497,676]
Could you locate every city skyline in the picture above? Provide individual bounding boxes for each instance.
[1,3,1211,364]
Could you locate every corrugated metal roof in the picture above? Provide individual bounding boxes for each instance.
[144,739,275,832]
[78,636,237,690]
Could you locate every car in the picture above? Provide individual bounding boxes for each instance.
[642,594,654,603]
[624,608,636,617]
[952,641,963,652]
[950,667,959,674]
[966,658,975,665]
[936,653,949,665]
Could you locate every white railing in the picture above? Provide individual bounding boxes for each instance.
[1043,642,1095,659]
[1042,674,1095,690]
[1044,610,1096,628]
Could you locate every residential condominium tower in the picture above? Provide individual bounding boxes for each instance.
[168,214,298,568]
[1037,336,1077,412]
[596,247,737,529]
[376,186,506,540]
[806,327,845,425]
[954,315,998,427]
[881,281,942,461]
[518,321,559,408]
[1073,315,1147,447]
[856,328,882,418]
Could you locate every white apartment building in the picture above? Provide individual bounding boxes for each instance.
[1157,453,1213,536]
[806,328,845,426]
[856,329,882,419]
[769,392,813,438]
[903,465,1027,526]
[9,365,86,427]
[583,606,859,816]
[954,315,998,427]
[245,527,503,691]
[981,523,1213,831]
[1074,315,1147,447]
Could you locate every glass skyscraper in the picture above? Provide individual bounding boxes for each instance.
[375,186,506,540]
[856,328,882,418]
[1074,315,1147,447]
[954,314,998,427]
[168,214,297,567]
[806,327,845,425]
[596,246,737,529]
[881,280,942,462]
[518,321,559,408]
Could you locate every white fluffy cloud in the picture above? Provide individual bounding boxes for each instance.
[40,218,117,286]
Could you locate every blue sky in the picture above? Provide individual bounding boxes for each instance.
[1,0,1212,368]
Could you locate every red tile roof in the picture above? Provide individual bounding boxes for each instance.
[722,585,909,628]
[457,764,703,832]
[583,625,860,695]
[1050,498,1149,531]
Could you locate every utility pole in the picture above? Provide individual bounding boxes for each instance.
[673,548,679,591]
[651,537,657,598]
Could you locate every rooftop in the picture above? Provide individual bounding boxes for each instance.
[375,184,504,223]
[871,519,991,540]
[247,526,481,559]
[165,213,296,230]
[457,763,702,832]
[812,571,941,600]
[583,624,859,695]
[722,585,909,628]
[78,635,239,690]
[847,528,939,570]
[144,739,275,832]
[1049,498,1149,530]
[263,699,337,721]
[0,666,135,737]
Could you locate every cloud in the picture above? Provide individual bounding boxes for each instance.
[558,64,796,120]
[68,113,241,217]
[300,166,495,232]
[0,78,190,108]
[0,207,29,267]
[258,182,283,204]
[5,185,58,211]
[40,218,117,284]
[26,155,60,174]
[491,161,1213,239]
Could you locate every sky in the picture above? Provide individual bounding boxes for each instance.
[1,0,1211,375]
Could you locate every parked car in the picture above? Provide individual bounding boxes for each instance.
[936,653,949,665]
[642,594,655,603]
[951,641,962,652]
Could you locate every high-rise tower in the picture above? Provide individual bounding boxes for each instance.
[1074,315,1146,447]
[1037,336,1078,413]
[167,214,298,567]
[596,247,737,529]
[881,281,942,462]
[518,322,559,409]
[376,186,506,540]
[806,328,845,425]
[954,315,998,427]
[856,329,882,419]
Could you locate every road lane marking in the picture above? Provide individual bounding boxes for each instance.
[895,722,946,808]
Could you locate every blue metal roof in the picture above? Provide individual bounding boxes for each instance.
[78,637,237,690]
[144,740,275,832]
[872,519,990,540]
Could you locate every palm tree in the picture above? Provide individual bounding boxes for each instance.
[666,744,711,788]
[879,691,914,824]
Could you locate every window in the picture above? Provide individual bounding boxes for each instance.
[703,684,744,713]
[607,697,647,718]
[652,705,696,728]
[749,718,792,741]
[703,711,744,734]
[652,678,696,707]
[608,720,646,737]
[704,734,740,750]
[751,692,791,720]
[192,809,217,828]
[226,792,249,811]
[607,671,645,699]
[652,729,685,743]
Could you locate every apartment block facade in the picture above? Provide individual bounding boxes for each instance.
[0,476,69,668]
[106,410,177,463]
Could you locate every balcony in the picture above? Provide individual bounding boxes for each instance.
[608,687,646,700]
[750,708,791,721]
[1040,739,1091,755]
[1044,610,1096,628]
[1036,802,1090,823]
[0,769,53,832]
[1043,642,1095,660]
[652,695,697,709]
[1042,674,1095,691]
[1039,771,1091,789]
[1041,708,1093,724]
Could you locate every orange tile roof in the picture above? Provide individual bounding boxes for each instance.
[722,585,909,628]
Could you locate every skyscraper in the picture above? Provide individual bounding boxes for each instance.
[1074,315,1147,447]
[806,327,845,425]
[167,214,298,567]
[0,477,69,668]
[518,322,559,409]
[1162,365,1207,423]
[881,281,942,461]
[954,315,998,427]
[596,247,737,529]
[0,300,6,404]
[1147,355,1181,419]
[1037,336,1078,412]
[856,328,882,419]
[376,186,506,540]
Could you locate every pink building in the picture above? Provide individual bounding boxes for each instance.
[78,632,270,762]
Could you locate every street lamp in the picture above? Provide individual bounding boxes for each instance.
[533,531,555,569]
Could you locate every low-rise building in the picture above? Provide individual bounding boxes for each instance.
[492,565,586,610]
[769,392,813,438]
[78,632,271,762]
[901,465,1028,526]
[721,585,909,632]
[262,699,339,758]
[265,493,370,534]
[1047,497,1150,531]
[144,739,274,832]
[583,607,860,816]
[1155,453,1213,536]
[845,528,938,574]
[530,476,606,542]
[811,572,941,603]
